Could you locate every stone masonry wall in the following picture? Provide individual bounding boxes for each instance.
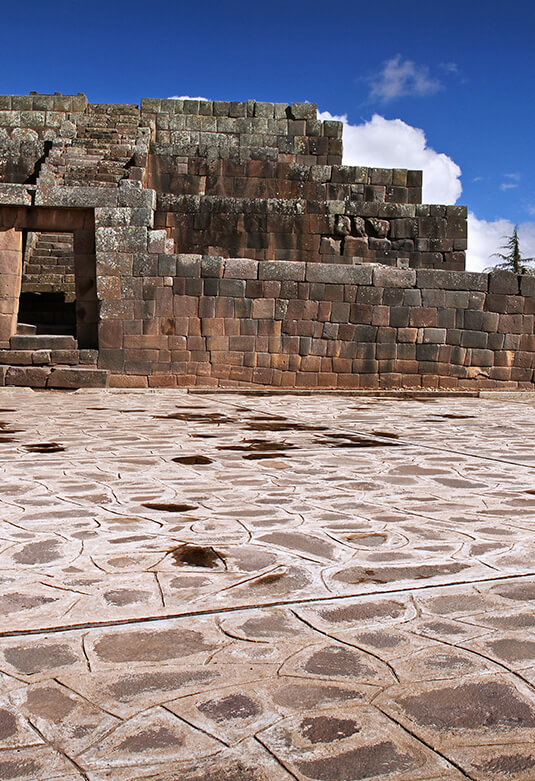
[144,99,464,270]
[0,94,466,272]
[96,252,535,390]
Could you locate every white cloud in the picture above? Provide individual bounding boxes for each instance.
[500,172,520,190]
[168,95,208,101]
[466,214,535,272]
[318,109,535,272]
[440,62,460,75]
[319,111,462,204]
[369,56,442,102]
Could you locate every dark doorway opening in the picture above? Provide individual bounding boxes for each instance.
[17,292,76,336]
[19,230,77,336]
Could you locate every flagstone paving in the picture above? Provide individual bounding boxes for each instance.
[0,388,535,779]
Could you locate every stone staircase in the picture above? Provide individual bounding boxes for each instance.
[40,118,141,189]
[0,329,108,388]
[62,125,135,187]
[22,232,76,300]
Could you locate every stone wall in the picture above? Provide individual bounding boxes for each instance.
[144,99,464,270]
[0,93,466,272]
[97,253,535,390]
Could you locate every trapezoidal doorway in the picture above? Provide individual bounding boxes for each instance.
[19,231,76,336]
[0,206,98,349]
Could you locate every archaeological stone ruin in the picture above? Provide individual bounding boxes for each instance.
[0,92,533,389]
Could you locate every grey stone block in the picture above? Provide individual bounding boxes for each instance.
[259,261,306,281]
[417,269,488,291]
[373,267,416,288]
[176,255,201,278]
[306,263,373,285]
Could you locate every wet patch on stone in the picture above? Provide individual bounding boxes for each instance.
[345,533,388,547]
[118,726,183,752]
[24,685,78,721]
[92,628,212,662]
[12,539,61,565]
[0,593,55,613]
[243,452,288,460]
[218,438,297,452]
[273,683,365,709]
[259,531,337,559]
[473,751,535,775]
[299,715,360,744]
[169,544,226,569]
[3,643,78,674]
[142,502,198,513]
[319,600,404,623]
[493,582,535,601]
[0,709,18,740]
[246,420,328,432]
[155,411,235,424]
[399,680,535,730]
[321,433,400,449]
[438,413,476,419]
[247,566,311,591]
[172,455,213,465]
[108,670,217,700]
[486,638,535,662]
[303,646,375,678]
[197,693,260,722]
[23,442,65,453]
[103,589,152,606]
[334,562,468,584]
[0,422,22,434]
[296,741,415,780]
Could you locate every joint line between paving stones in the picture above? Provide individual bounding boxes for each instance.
[290,608,401,683]
[374,706,477,781]
[253,734,300,780]
[1,570,535,639]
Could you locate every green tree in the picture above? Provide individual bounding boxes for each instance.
[487,226,535,274]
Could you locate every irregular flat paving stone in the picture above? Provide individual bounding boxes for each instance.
[1,387,535,778]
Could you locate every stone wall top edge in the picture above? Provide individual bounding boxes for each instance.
[0,94,322,118]
[166,253,533,291]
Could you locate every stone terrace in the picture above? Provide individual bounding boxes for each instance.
[1,387,535,779]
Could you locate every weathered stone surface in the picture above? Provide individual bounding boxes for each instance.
[0,390,534,776]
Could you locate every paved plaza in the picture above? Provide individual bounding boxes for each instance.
[1,388,535,780]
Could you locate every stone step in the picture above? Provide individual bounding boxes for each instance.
[0,349,97,366]
[10,335,77,350]
[16,323,37,335]
[1,365,108,389]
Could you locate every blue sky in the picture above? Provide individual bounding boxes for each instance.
[1,0,534,268]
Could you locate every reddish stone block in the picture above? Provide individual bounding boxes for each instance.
[409,307,438,327]
[358,374,379,388]
[371,306,390,326]
[498,314,523,333]
[48,368,108,388]
[5,366,50,387]
[251,298,275,319]
[422,374,440,388]
[400,374,422,388]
